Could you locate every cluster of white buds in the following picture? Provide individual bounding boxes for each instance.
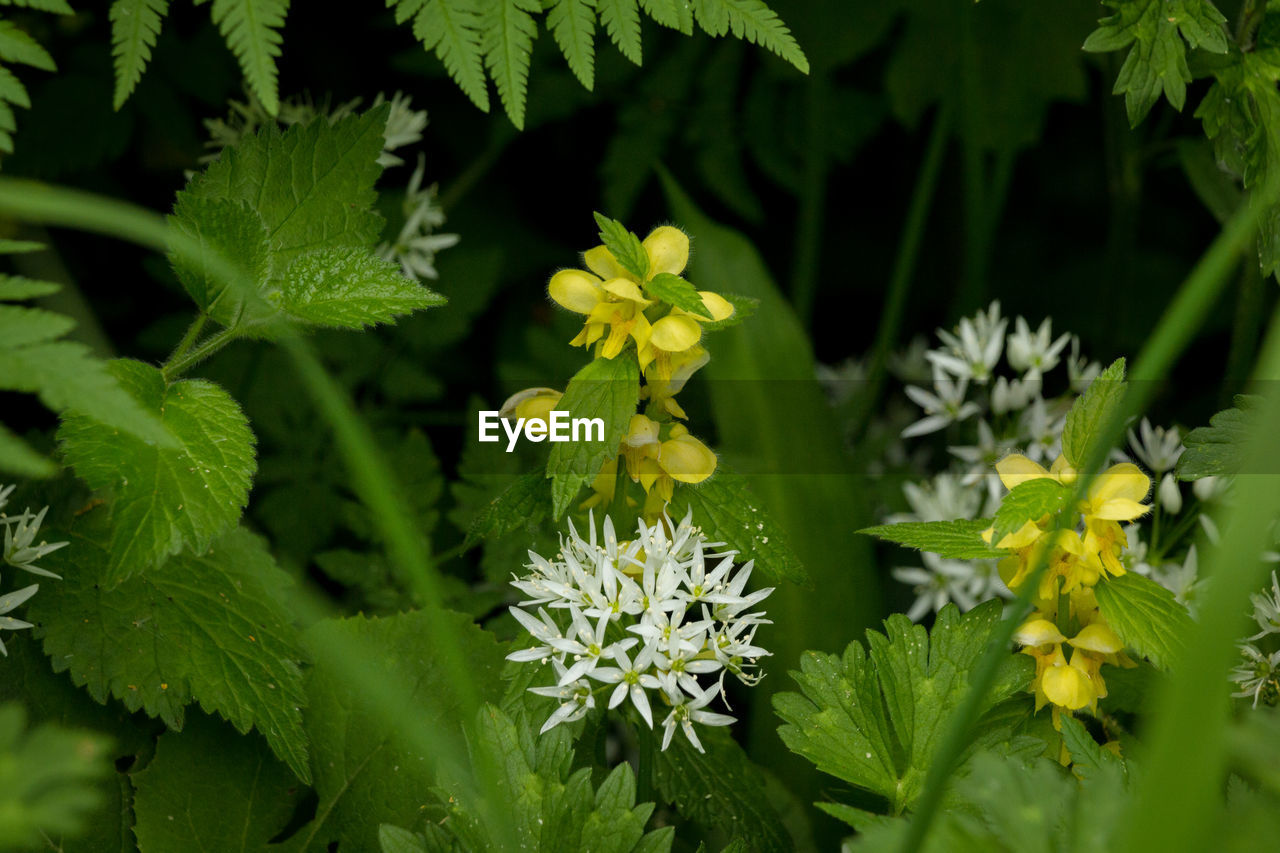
[507,509,772,752]
[1231,570,1280,707]
[0,484,67,655]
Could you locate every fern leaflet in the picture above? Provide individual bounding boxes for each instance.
[411,0,490,111]
[209,0,290,116]
[599,0,642,65]
[548,0,596,90]
[692,0,808,74]
[479,0,536,128]
[109,0,169,110]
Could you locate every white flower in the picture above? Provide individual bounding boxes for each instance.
[659,682,735,753]
[3,505,66,578]
[990,375,1035,416]
[1247,571,1280,640]
[1007,316,1070,376]
[1153,546,1203,613]
[888,473,984,524]
[1193,476,1229,503]
[1128,419,1184,473]
[508,510,769,748]
[892,552,1001,622]
[1158,473,1183,515]
[1017,398,1064,464]
[948,420,1009,502]
[1067,336,1101,393]
[0,583,39,656]
[927,303,1007,383]
[376,154,460,281]
[1231,643,1280,708]
[816,358,866,406]
[373,91,428,167]
[902,370,980,438]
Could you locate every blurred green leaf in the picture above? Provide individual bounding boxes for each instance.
[1062,358,1127,469]
[1095,572,1194,670]
[1176,395,1263,480]
[859,519,1007,560]
[992,479,1071,543]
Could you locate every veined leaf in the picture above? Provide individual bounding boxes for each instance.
[546,351,640,519]
[774,601,1034,815]
[58,359,256,580]
[280,247,446,329]
[209,0,290,116]
[168,195,273,329]
[859,518,1008,561]
[464,468,550,546]
[30,524,310,782]
[1176,395,1262,481]
[480,0,539,130]
[1062,357,1126,469]
[644,273,712,319]
[691,0,808,74]
[1095,571,1194,670]
[593,211,649,280]
[109,0,169,109]
[992,478,1071,543]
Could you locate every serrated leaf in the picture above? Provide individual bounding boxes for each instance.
[0,702,113,851]
[548,0,597,90]
[859,518,1008,560]
[168,195,273,328]
[209,0,289,116]
[1062,357,1127,468]
[109,0,169,110]
[669,472,809,585]
[546,351,640,518]
[639,0,693,35]
[0,20,55,71]
[774,600,1034,814]
[413,0,491,112]
[0,272,59,300]
[992,478,1072,543]
[30,524,310,783]
[1095,571,1193,670]
[280,247,446,328]
[653,727,792,852]
[691,0,808,74]
[1058,713,1125,781]
[132,712,302,852]
[464,468,550,546]
[593,211,649,280]
[1176,395,1262,480]
[644,272,712,319]
[284,610,505,851]
[599,0,642,65]
[58,359,256,580]
[480,0,538,130]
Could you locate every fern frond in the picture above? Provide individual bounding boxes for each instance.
[639,0,693,35]
[547,0,596,91]
[598,0,641,66]
[209,0,289,116]
[691,0,808,74]
[0,20,55,71]
[412,0,490,112]
[479,0,537,130]
[0,1,74,12]
[109,0,169,110]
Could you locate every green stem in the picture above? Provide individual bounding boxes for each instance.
[1225,255,1265,400]
[900,179,1273,853]
[166,313,209,367]
[791,72,829,326]
[161,325,239,382]
[850,103,952,440]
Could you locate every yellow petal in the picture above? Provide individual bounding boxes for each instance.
[997,520,1044,550]
[659,434,717,484]
[1014,619,1066,647]
[1041,663,1096,710]
[650,314,702,352]
[1088,462,1150,508]
[602,277,652,305]
[624,414,660,447]
[630,308,653,351]
[1091,498,1151,522]
[1049,455,1078,484]
[642,226,690,276]
[499,387,563,421]
[1069,623,1124,654]
[549,269,604,314]
[697,291,734,321]
[584,245,628,281]
[996,454,1052,490]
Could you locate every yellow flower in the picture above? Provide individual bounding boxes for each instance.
[612,415,718,514]
[1040,645,1097,711]
[980,453,1077,550]
[1080,462,1150,576]
[642,345,709,419]
[499,387,563,424]
[549,270,655,359]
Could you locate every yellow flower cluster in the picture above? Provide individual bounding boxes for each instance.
[985,454,1150,729]
[583,414,717,516]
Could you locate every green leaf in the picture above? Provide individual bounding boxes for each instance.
[859,518,1008,560]
[774,601,1034,814]
[1176,395,1262,480]
[599,0,642,65]
[690,0,808,74]
[1083,0,1228,126]
[209,0,289,116]
[464,468,550,546]
[0,308,173,449]
[132,712,302,852]
[280,247,446,328]
[643,272,712,319]
[480,0,539,130]
[639,0,694,35]
[30,523,310,782]
[181,105,389,271]
[439,705,668,852]
[379,824,434,853]
[1095,571,1194,670]
[546,351,640,519]
[285,610,505,851]
[0,272,60,300]
[1062,357,1127,468]
[992,478,1071,543]
[109,0,169,109]
[548,0,597,90]
[58,359,256,580]
[0,20,55,71]
[653,727,792,852]
[1058,713,1125,780]
[168,195,273,328]
[0,702,113,851]
[593,211,649,280]
[0,421,56,478]
[412,0,491,112]
[669,472,809,585]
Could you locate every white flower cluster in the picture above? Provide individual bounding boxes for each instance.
[1232,571,1280,707]
[0,484,67,655]
[507,510,772,752]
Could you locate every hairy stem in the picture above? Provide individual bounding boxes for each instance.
[161,325,239,382]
